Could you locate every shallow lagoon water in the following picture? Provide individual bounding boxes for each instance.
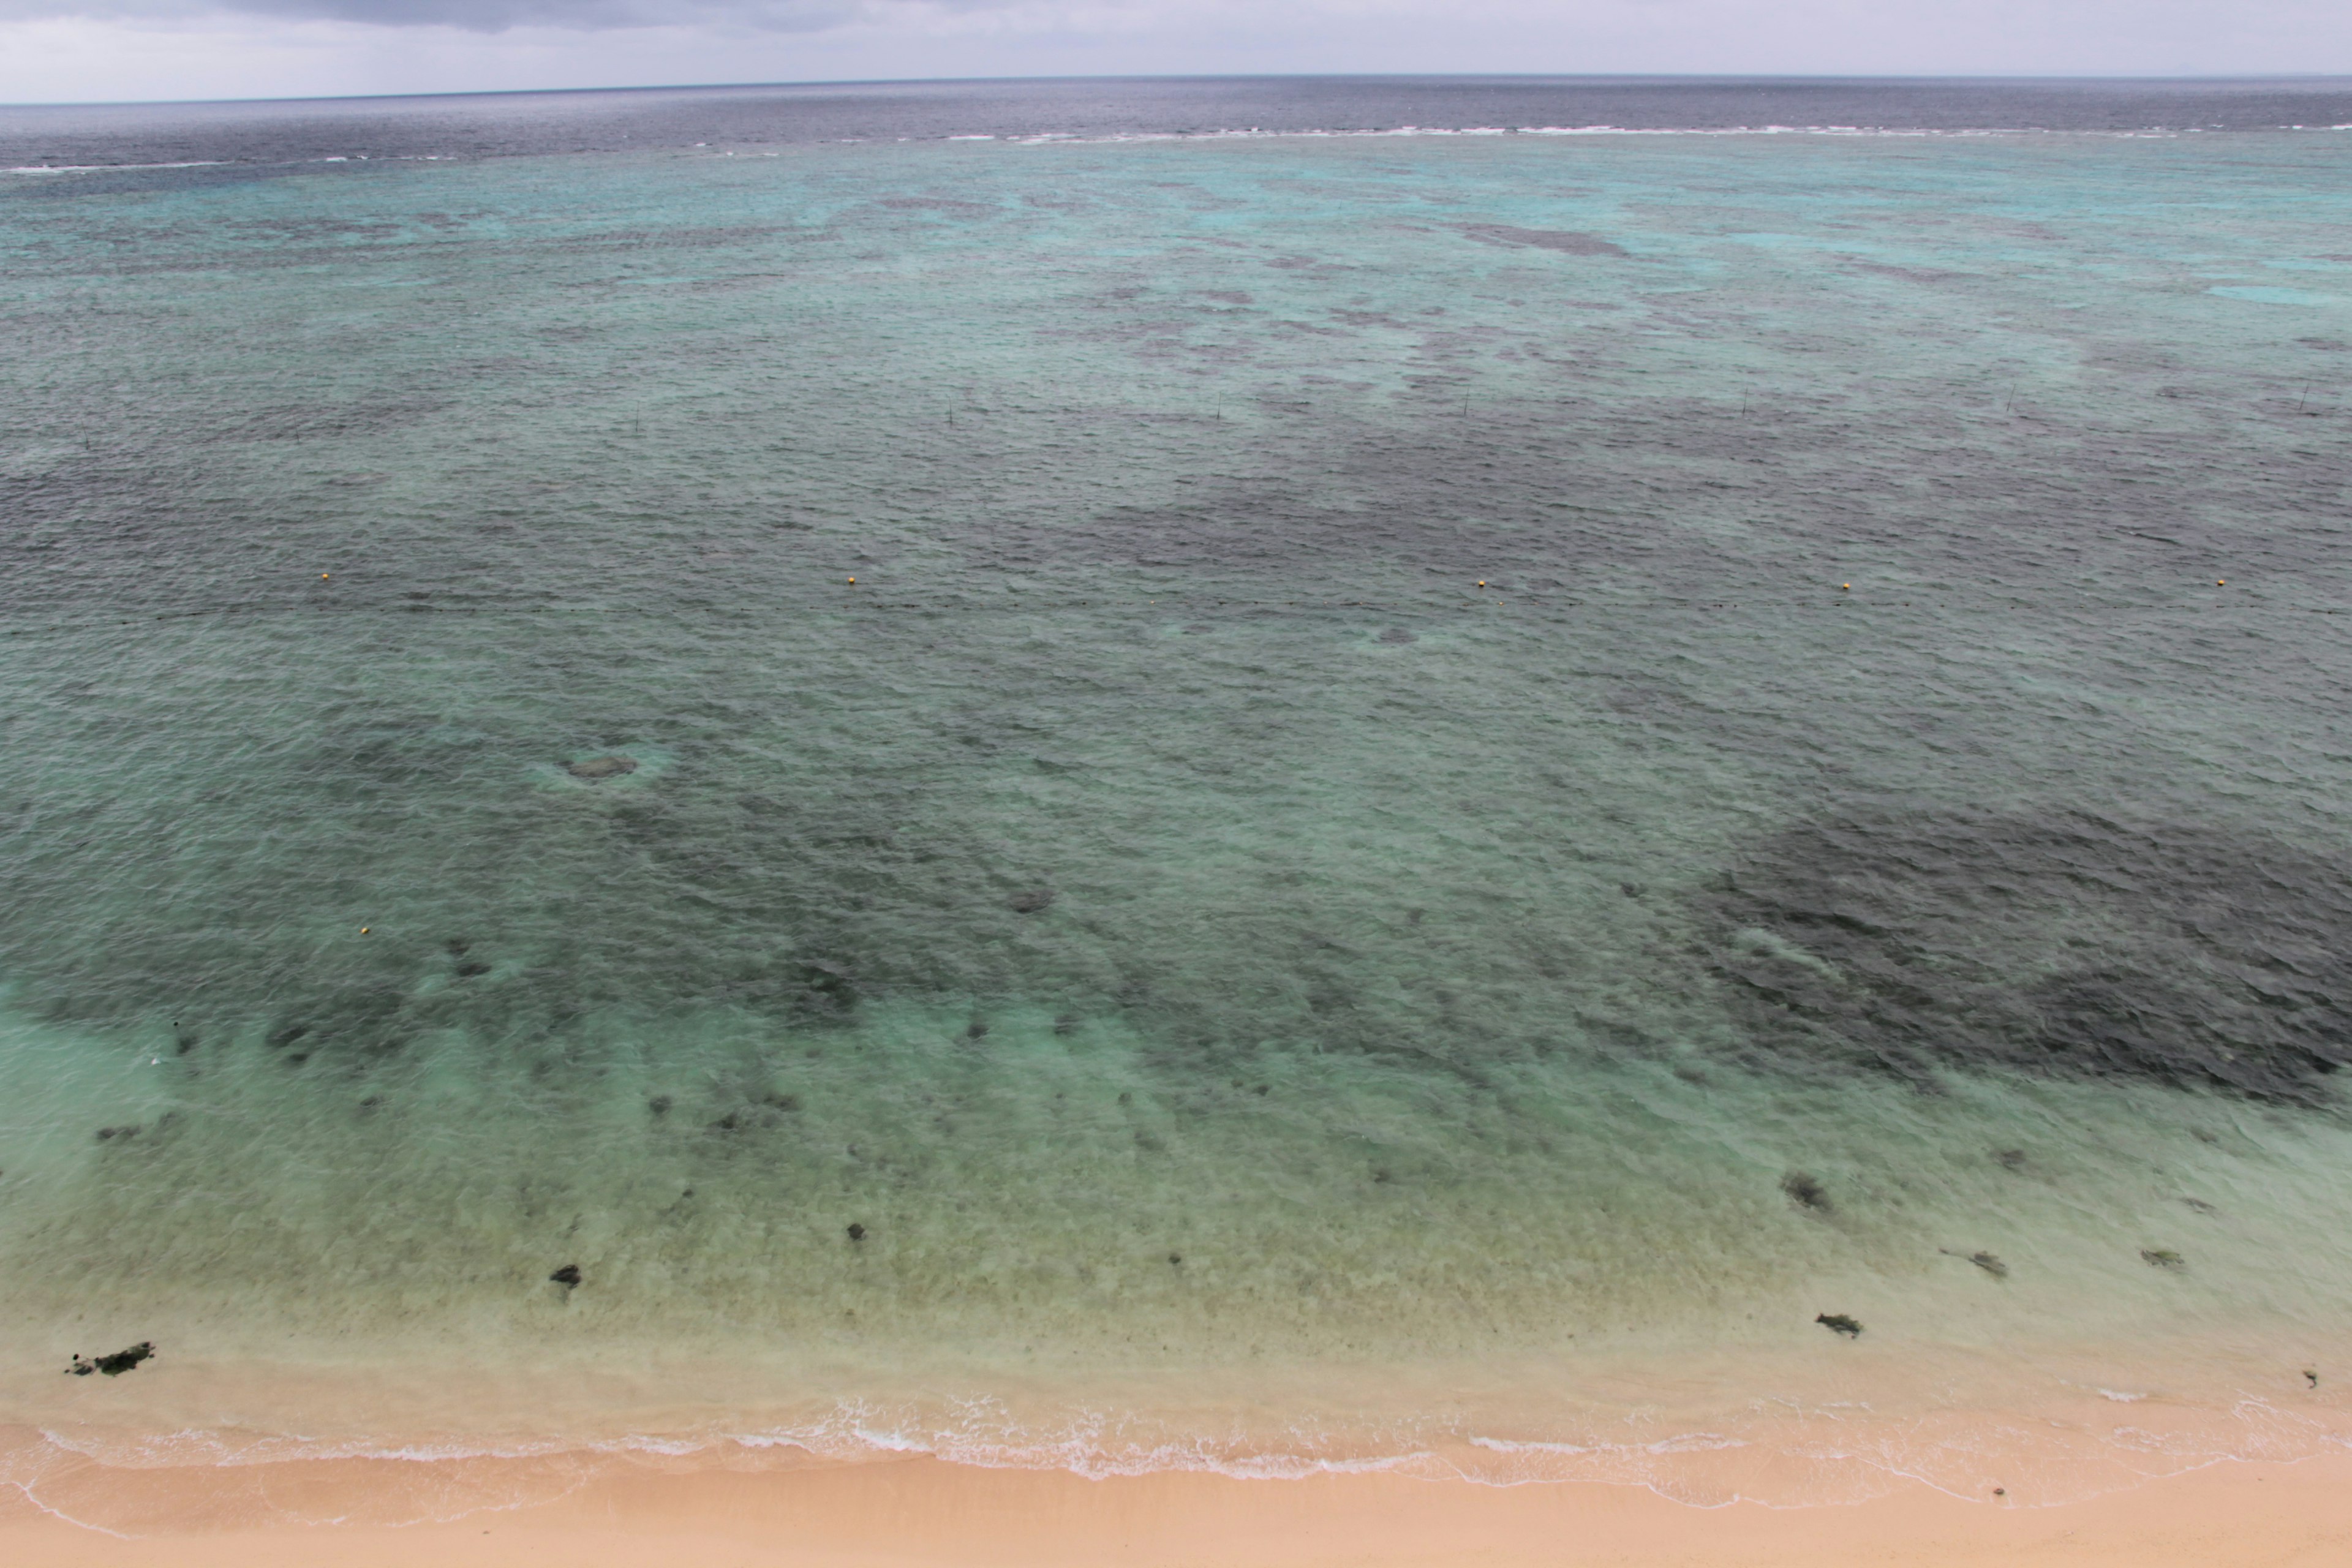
[2,83,2351,1510]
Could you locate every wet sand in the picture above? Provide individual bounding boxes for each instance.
[6,1447,2350,1567]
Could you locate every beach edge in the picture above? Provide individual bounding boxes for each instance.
[7,1447,2352,1566]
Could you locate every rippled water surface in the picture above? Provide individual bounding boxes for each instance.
[4,79,2351,1506]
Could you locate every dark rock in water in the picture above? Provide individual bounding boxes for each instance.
[1376,627,1417,644]
[567,755,638,781]
[1944,1248,2009,1279]
[549,1264,582,1287]
[1815,1313,1863,1338]
[649,1095,672,1117]
[846,1223,867,1242]
[1698,810,2352,1100]
[66,1342,154,1377]
[792,958,858,1014]
[966,1019,989,1040]
[94,1125,137,1142]
[1008,888,1055,914]
[1169,1253,1183,1265]
[2141,1248,2185,1269]
[1781,1170,1832,1212]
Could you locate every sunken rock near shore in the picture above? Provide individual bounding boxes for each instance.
[66,1342,155,1377]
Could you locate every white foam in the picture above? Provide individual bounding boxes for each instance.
[4,160,225,175]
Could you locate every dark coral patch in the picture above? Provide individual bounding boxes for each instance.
[1699,810,2352,1100]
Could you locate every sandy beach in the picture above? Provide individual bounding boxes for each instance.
[4,1444,2350,1567]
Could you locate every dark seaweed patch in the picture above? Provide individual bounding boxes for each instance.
[1815,1313,1863,1338]
[1700,810,2352,1101]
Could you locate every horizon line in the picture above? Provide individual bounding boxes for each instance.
[10,69,2352,114]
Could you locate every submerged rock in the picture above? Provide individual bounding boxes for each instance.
[1815,1313,1863,1338]
[791,958,858,1014]
[1008,888,1055,914]
[846,1223,867,1242]
[2141,1248,2185,1269]
[549,1264,582,1288]
[1781,1170,1832,1212]
[566,755,638,782]
[66,1342,154,1377]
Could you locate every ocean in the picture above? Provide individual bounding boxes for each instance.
[3,75,2351,1524]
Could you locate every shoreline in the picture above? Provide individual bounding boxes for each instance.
[6,1446,2352,1566]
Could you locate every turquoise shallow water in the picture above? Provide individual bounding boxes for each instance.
[4,104,2352,1504]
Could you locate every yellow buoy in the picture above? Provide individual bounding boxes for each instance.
[360,927,370,934]
[2217,579,2226,586]
[847,577,856,584]
[1840,583,1850,591]
[321,573,330,579]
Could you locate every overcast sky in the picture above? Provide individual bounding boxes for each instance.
[2,1,2348,106]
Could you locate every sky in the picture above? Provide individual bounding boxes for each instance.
[0,0,2348,105]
